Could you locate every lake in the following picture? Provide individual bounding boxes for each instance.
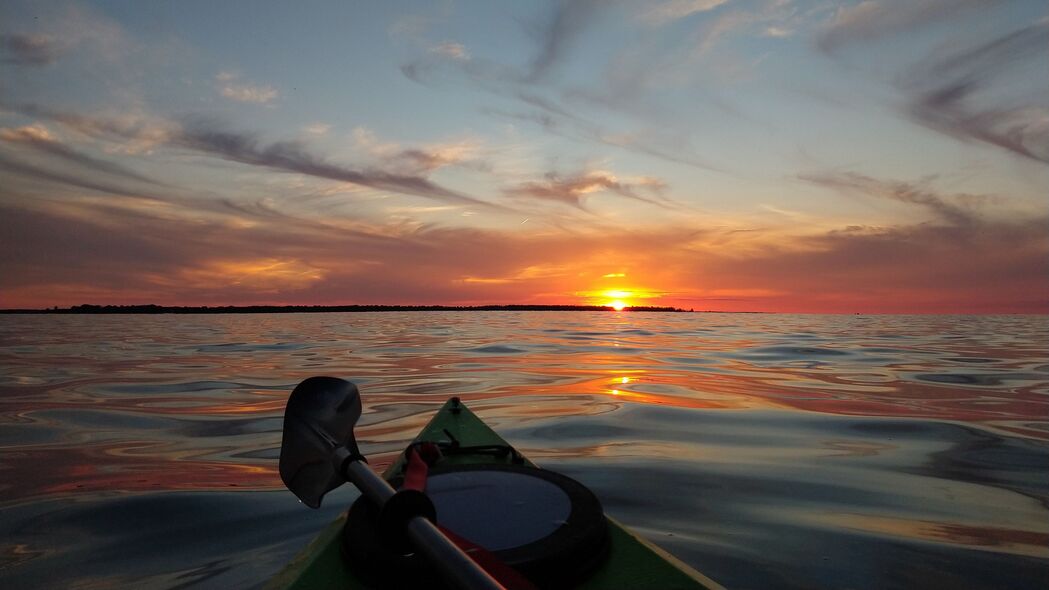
[1,312,1047,589]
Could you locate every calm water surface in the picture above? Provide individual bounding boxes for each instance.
[1,312,1047,589]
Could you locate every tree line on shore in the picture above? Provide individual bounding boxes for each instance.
[3,303,694,314]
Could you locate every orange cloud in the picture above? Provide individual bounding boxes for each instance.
[156,258,327,292]
[2,190,1045,313]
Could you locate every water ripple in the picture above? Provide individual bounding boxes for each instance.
[0,312,1046,589]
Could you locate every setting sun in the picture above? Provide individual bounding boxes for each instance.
[581,287,666,309]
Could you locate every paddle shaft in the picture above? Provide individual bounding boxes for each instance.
[342,459,507,590]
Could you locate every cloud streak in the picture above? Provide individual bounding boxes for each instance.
[817,0,999,53]
[486,102,722,171]
[901,21,1049,164]
[526,0,604,82]
[1,33,64,65]
[430,42,470,60]
[0,124,163,185]
[0,100,177,153]
[215,72,279,105]
[352,127,487,175]
[0,152,164,202]
[0,99,503,209]
[174,124,491,206]
[640,0,728,25]
[506,170,671,210]
[799,171,981,226]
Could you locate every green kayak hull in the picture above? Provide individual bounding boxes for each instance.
[267,398,723,590]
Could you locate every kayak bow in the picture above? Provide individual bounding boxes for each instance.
[269,394,723,590]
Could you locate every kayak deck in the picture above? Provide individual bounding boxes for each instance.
[268,398,723,590]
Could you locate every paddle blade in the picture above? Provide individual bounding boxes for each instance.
[279,376,362,508]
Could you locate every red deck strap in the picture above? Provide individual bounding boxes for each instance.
[438,525,539,590]
[400,443,538,590]
[402,443,437,492]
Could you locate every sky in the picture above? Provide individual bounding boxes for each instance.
[0,0,1046,313]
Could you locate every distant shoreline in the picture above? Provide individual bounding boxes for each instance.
[1,303,706,314]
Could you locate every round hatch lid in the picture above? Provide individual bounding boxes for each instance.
[343,463,609,588]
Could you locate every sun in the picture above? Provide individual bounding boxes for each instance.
[583,287,660,310]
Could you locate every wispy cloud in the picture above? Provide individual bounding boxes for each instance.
[388,3,605,93]
[0,124,162,185]
[388,3,453,42]
[0,99,501,208]
[394,144,484,174]
[640,0,729,25]
[799,171,983,226]
[571,0,821,125]
[817,0,999,53]
[0,152,161,202]
[175,123,494,207]
[488,104,722,171]
[506,170,671,210]
[215,72,279,105]
[900,21,1049,164]
[525,0,605,82]
[0,100,177,154]
[692,9,758,57]
[1,3,131,68]
[430,41,470,60]
[763,25,794,38]
[397,2,730,171]
[1,33,64,65]
[352,126,485,174]
[303,123,331,136]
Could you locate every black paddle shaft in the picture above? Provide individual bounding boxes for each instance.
[278,377,506,590]
[341,456,507,590]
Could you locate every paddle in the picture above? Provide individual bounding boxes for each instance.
[278,376,506,590]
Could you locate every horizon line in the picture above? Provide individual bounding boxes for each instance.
[1,303,701,314]
[0,303,1043,315]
